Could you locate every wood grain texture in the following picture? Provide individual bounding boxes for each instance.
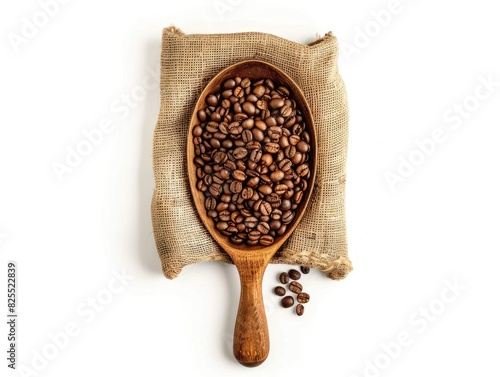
[232,251,273,366]
[186,60,317,366]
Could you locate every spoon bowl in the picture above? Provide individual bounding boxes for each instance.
[187,60,317,366]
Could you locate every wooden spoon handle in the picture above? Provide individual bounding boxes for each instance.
[233,256,270,367]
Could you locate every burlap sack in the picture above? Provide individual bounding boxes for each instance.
[151,26,352,280]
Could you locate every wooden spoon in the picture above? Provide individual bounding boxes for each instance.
[187,60,317,367]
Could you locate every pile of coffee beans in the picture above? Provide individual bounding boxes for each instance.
[274,266,310,316]
[192,76,312,246]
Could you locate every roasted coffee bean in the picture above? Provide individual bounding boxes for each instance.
[231,235,244,244]
[216,221,228,231]
[279,272,289,284]
[258,184,273,195]
[227,225,238,233]
[263,79,273,89]
[249,149,262,163]
[293,190,303,204]
[289,281,303,294]
[284,145,296,158]
[297,140,310,153]
[269,219,281,230]
[233,147,248,160]
[276,224,287,236]
[247,176,260,188]
[205,197,217,210]
[196,167,205,179]
[278,158,292,172]
[241,129,253,143]
[248,230,261,241]
[197,110,208,122]
[300,266,310,274]
[296,163,310,177]
[269,98,285,109]
[274,184,288,195]
[223,78,236,89]
[270,209,282,220]
[203,175,213,187]
[288,269,301,280]
[230,181,243,194]
[291,151,303,165]
[270,170,284,182]
[234,86,244,98]
[280,199,292,211]
[276,86,290,97]
[256,99,268,110]
[289,134,300,145]
[193,77,312,246]
[281,296,294,308]
[297,292,310,304]
[240,78,251,88]
[213,132,227,140]
[206,94,218,106]
[265,116,277,127]
[280,105,292,117]
[266,193,280,204]
[260,153,273,166]
[192,125,203,137]
[240,187,254,200]
[253,85,266,97]
[259,201,272,216]
[219,210,231,221]
[268,126,282,140]
[242,101,256,115]
[213,151,228,164]
[232,170,247,181]
[206,122,219,133]
[260,174,272,184]
[264,142,280,153]
[274,286,286,296]
[210,138,221,149]
[282,210,294,224]
[259,235,274,246]
[296,304,304,316]
[244,216,258,228]
[209,183,222,197]
[245,141,261,151]
[257,222,270,234]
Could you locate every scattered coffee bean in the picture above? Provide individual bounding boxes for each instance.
[281,296,294,308]
[289,281,303,294]
[300,266,310,274]
[297,292,310,304]
[279,272,289,284]
[288,269,301,280]
[274,286,286,296]
[296,304,304,316]
[192,77,312,245]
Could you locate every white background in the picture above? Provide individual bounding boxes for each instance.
[1,0,499,376]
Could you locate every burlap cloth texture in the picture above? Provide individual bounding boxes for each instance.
[151,26,352,280]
